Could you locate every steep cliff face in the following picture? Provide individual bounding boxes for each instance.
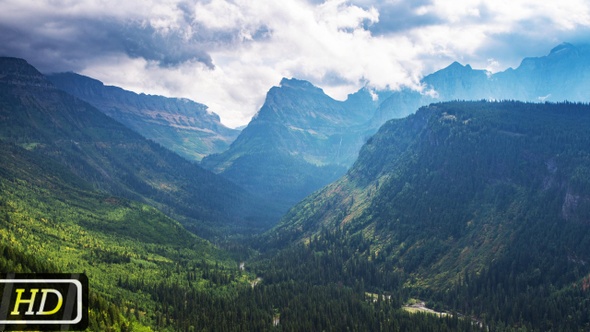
[201,78,382,212]
[47,72,240,161]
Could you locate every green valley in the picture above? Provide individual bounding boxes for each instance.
[0,141,473,331]
[0,57,488,331]
[0,141,245,331]
[4,52,590,331]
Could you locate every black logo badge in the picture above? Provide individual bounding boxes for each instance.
[0,273,88,331]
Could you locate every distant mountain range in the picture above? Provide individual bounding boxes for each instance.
[5,43,590,232]
[47,72,240,162]
[202,43,590,212]
[376,42,590,122]
[0,57,274,238]
[12,42,589,226]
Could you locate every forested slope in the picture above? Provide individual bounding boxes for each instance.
[267,101,590,330]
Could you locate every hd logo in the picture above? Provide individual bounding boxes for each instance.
[0,274,88,331]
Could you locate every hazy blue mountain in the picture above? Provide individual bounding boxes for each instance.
[372,42,590,123]
[368,62,490,129]
[47,72,240,161]
[201,78,385,211]
[368,88,424,128]
[423,62,492,100]
[0,57,274,238]
[267,100,590,329]
[495,42,590,101]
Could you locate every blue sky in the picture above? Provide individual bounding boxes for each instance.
[1,0,590,127]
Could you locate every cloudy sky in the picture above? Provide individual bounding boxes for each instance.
[1,0,590,127]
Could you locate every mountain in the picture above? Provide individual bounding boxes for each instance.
[0,57,274,238]
[372,42,590,123]
[204,43,590,216]
[267,100,590,329]
[369,62,492,128]
[495,42,590,101]
[201,78,385,211]
[46,72,240,162]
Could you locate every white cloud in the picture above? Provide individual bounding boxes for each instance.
[191,0,245,30]
[2,0,590,127]
[486,58,500,74]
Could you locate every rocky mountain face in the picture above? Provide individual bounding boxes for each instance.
[201,78,384,211]
[47,72,240,161]
[498,42,590,101]
[0,57,273,238]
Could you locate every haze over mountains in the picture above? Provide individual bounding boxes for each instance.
[5,42,588,228]
[372,43,590,124]
[202,42,590,212]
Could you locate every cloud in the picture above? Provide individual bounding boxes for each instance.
[1,0,590,127]
[0,0,235,71]
[403,0,590,70]
[360,0,444,34]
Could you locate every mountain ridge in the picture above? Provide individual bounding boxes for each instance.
[270,99,590,279]
[47,72,240,161]
[373,42,590,123]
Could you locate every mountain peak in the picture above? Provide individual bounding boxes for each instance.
[446,61,472,71]
[0,56,30,69]
[50,72,106,89]
[424,61,476,81]
[0,57,55,89]
[279,77,322,92]
[549,42,576,55]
